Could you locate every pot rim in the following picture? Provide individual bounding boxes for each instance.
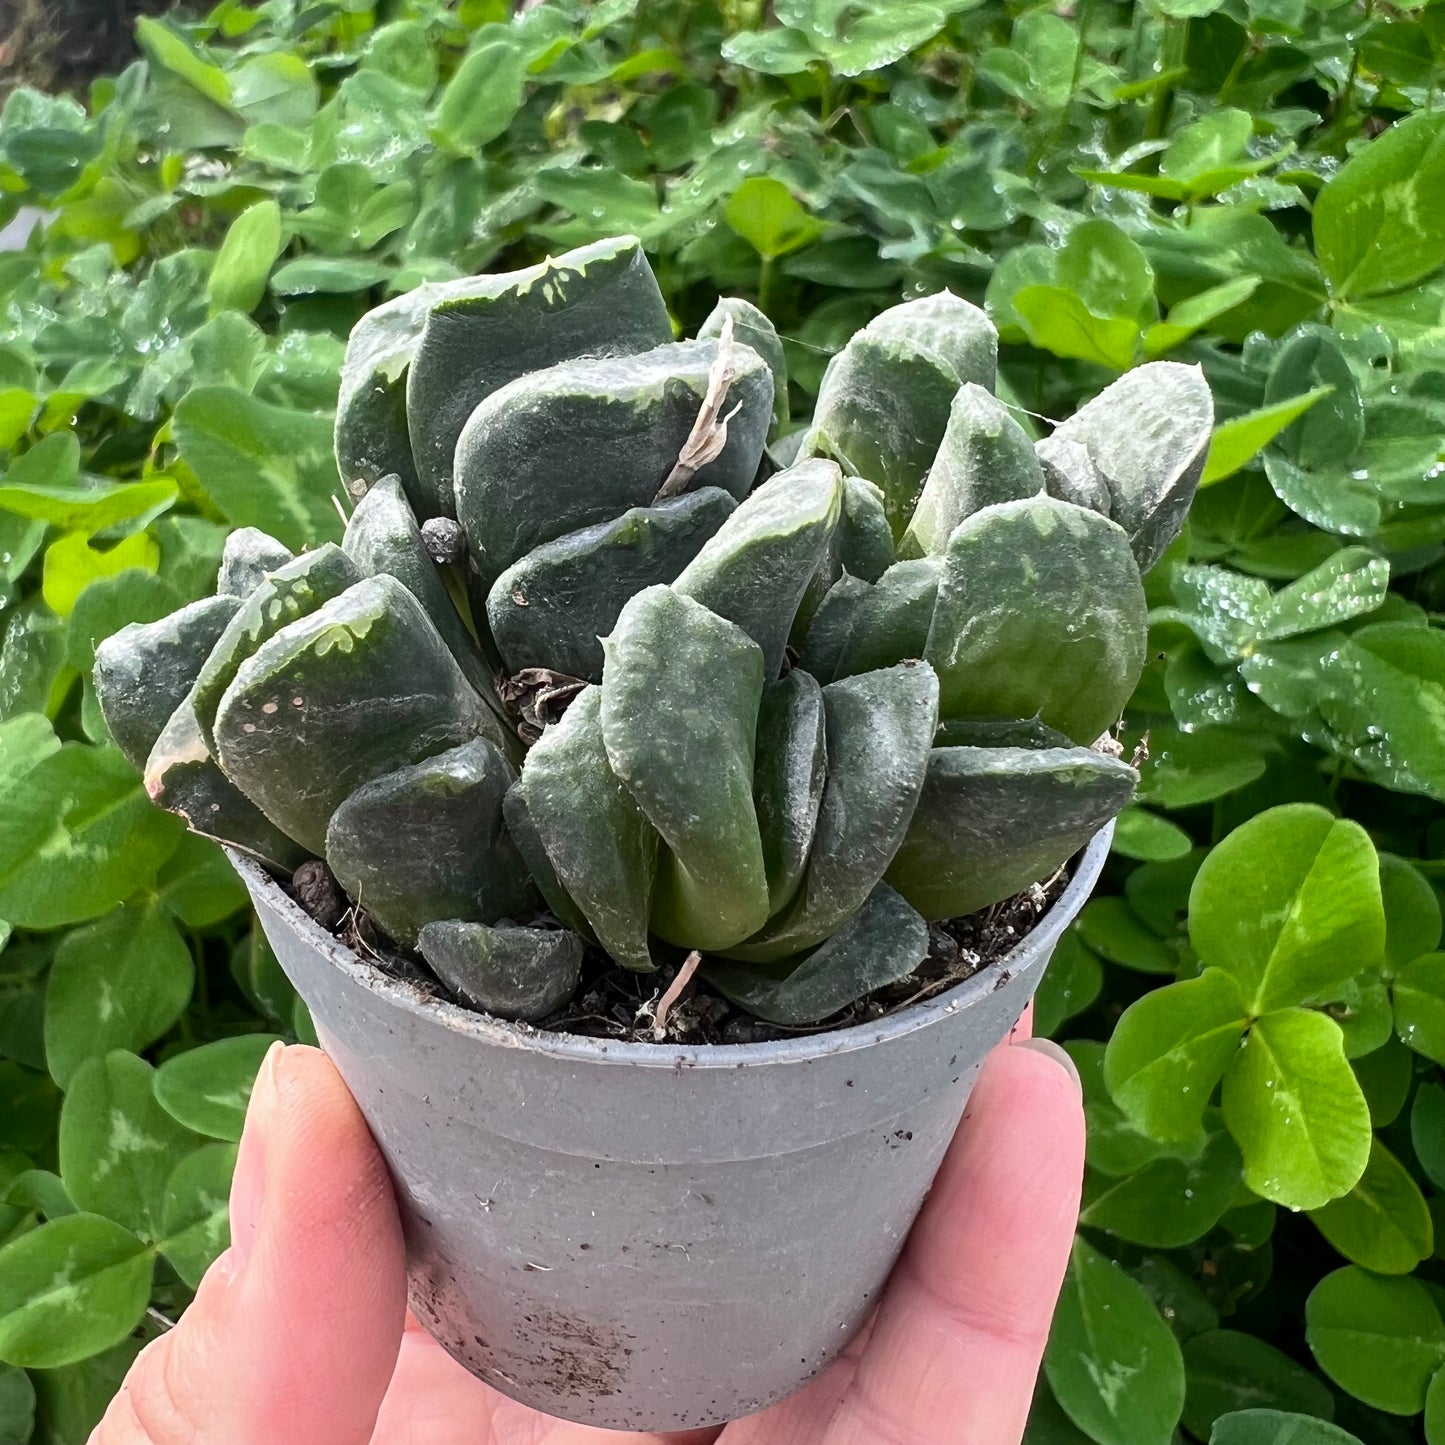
[229,821,1111,1073]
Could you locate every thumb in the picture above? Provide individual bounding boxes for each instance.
[92,1044,407,1445]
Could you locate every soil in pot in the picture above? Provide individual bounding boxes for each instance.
[282,853,1074,1047]
[1,0,171,100]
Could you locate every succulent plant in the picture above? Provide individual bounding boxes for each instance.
[95,236,1212,1028]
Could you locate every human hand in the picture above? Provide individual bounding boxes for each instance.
[91,1015,1083,1445]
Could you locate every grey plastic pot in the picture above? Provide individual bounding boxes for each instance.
[231,823,1109,1433]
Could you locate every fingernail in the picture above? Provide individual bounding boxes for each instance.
[1015,1037,1083,1095]
[229,1042,288,1270]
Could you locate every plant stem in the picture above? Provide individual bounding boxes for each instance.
[1145,18,1188,141]
[758,252,778,317]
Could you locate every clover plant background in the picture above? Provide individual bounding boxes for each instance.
[0,0,1444,1441]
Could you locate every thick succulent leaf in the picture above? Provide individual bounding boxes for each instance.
[792,474,893,643]
[925,495,1147,745]
[144,698,307,871]
[342,472,494,690]
[418,921,584,1022]
[600,586,769,951]
[935,717,1075,749]
[501,783,595,941]
[831,558,940,680]
[455,338,774,595]
[94,597,241,769]
[837,475,895,581]
[502,786,598,942]
[797,573,872,683]
[406,236,673,519]
[722,661,939,963]
[216,528,292,597]
[673,459,842,679]
[334,283,434,507]
[191,545,362,753]
[704,883,927,1025]
[1036,435,1112,515]
[753,670,827,917]
[805,292,998,538]
[325,738,533,948]
[487,489,736,682]
[1047,361,1212,572]
[899,384,1045,558]
[885,745,1138,919]
[699,296,788,425]
[213,575,495,855]
[516,687,656,972]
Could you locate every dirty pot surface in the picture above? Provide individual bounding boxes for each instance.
[232,825,1108,1432]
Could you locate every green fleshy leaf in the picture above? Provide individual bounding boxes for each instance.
[722,662,938,963]
[417,921,583,1022]
[601,587,768,951]
[699,296,788,424]
[488,489,735,682]
[456,339,772,594]
[517,687,656,972]
[1048,362,1213,572]
[216,528,292,597]
[213,576,498,855]
[804,292,998,538]
[192,545,363,752]
[925,495,1147,745]
[326,739,533,949]
[408,237,672,521]
[829,558,940,680]
[899,383,1044,558]
[673,460,842,680]
[704,883,927,1025]
[886,746,1136,921]
[751,670,826,918]
[343,474,491,692]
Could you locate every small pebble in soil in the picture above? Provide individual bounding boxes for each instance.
[292,859,347,932]
[421,517,468,565]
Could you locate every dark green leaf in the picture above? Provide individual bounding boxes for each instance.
[59,1052,200,1239]
[1045,1238,1185,1445]
[1305,1267,1445,1414]
[44,903,194,1088]
[1183,1331,1335,1441]
[153,1035,281,1142]
[0,745,182,930]
[0,1213,151,1369]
